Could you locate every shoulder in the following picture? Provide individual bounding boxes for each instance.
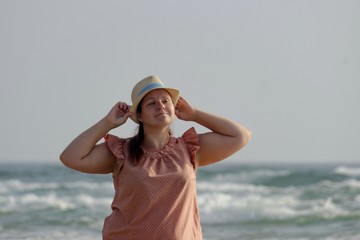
[180,127,199,144]
[104,134,131,158]
[175,127,200,169]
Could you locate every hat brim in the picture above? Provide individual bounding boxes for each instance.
[129,87,180,123]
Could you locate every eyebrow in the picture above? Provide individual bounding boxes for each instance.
[144,95,171,101]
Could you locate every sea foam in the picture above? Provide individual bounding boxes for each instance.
[335,166,360,177]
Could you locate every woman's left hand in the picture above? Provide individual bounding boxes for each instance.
[175,97,196,121]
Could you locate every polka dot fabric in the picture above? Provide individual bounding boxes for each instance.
[102,127,203,240]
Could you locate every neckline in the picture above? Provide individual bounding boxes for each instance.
[142,136,174,154]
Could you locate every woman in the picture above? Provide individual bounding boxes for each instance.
[60,75,252,240]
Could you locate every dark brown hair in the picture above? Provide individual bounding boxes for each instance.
[128,102,145,164]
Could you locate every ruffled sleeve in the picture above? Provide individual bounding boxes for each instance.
[181,127,200,169]
[104,134,126,177]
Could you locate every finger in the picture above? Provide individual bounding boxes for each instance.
[117,112,133,123]
[116,102,123,110]
[175,109,182,118]
[125,111,134,118]
[175,98,182,108]
[117,102,130,112]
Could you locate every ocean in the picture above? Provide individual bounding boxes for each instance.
[1,162,360,240]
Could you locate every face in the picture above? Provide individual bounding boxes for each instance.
[137,89,175,126]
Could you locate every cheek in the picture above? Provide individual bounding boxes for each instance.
[167,104,175,113]
[169,108,176,119]
[138,105,156,119]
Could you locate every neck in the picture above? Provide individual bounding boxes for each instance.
[142,127,171,152]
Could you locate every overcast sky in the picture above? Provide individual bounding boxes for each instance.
[1,0,359,165]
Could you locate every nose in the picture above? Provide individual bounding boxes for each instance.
[157,101,165,109]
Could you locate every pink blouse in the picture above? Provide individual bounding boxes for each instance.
[102,127,203,240]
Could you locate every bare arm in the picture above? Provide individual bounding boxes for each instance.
[59,102,133,174]
[175,97,252,166]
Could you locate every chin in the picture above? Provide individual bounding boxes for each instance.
[154,116,174,125]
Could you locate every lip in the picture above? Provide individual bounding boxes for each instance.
[155,112,168,117]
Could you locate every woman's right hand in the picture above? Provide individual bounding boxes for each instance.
[106,102,134,128]
[60,101,133,174]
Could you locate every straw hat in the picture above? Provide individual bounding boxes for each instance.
[129,75,180,123]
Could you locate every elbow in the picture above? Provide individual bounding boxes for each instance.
[247,128,253,141]
[59,150,73,168]
[59,152,65,163]
[59,151,67,166]
[237,128,252,149]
